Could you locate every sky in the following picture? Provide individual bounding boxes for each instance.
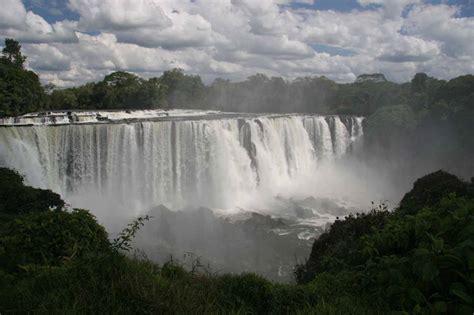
[0,0,473,87]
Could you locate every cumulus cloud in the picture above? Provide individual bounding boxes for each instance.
[403,4,474,58]
[68,0,172,31]
[2,0,471,86]
[0,0,27,29]
[0,0,78,43]
[25,44,72,71]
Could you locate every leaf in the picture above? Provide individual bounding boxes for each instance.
[451,289,473,305]
[408,288,425,304]
[414,248,430,256]
[450,282,473,304]
[433,301,447,313]
[431,237,444,253]
[387,285,402,296]
[413,304,423,314]
[457,305,474,315]
[422,262,439,282]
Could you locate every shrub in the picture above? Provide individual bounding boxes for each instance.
[0,168,64,216]
[0,208,110,271]
[296,206,391,283]
[298,171,474,314]
[398,169,472,214]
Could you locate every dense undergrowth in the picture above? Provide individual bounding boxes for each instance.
[0,167,473,314]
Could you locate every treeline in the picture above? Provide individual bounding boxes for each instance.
[1,38,473,119]
[38,69,474,118]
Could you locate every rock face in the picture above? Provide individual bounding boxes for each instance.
[355,73,387,83]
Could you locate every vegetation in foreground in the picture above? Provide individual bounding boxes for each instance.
[1,167,473,314]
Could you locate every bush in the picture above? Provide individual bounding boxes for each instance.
[296,206,391,283]
[298,171,474,314]
[0,208,110,271]
[0,168,64,216]
[398,169,472,214]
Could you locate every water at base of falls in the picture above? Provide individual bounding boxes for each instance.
[0,111,365,225]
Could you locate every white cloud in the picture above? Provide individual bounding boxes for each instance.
[403,4,474,58]
[1,0,470,86]
[0,0,78,43]
[68,0,172,30]
[0,0,27,29]
[25,44,72,71]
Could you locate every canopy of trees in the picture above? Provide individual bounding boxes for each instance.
[0,39,45,116]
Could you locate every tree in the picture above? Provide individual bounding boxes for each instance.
[0,62,45,115]
[411,72,428,93]
[160,68,205,108]
[364,104,417,149]
[1,38,26,69]
[103,71,142,88]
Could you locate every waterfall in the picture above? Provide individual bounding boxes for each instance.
[0,114,364,217]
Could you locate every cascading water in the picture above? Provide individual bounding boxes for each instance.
[0,111,364,222]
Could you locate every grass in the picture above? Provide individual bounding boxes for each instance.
[0,251,383,314]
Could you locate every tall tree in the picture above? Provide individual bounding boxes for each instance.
[1,38,26,69]
[0,38,45,115]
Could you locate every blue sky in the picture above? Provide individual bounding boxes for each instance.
[308,0,473,15]
[1,0,473,86]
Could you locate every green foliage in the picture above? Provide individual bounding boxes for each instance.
[298,171,474,314]
[160,68,205,108]
[360,195,474,314]
[0,39,45,116]
[2,166,472,313]
[296,204,391,283]
[0,251,380,314]
[0,168,64,217]
[112,215,152,252]
[333,80,409,115]
[0,167,109,273]
[0,208,110,272]
[398,170,472,214]
[364,104,417,147]
[1,38,26,69]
